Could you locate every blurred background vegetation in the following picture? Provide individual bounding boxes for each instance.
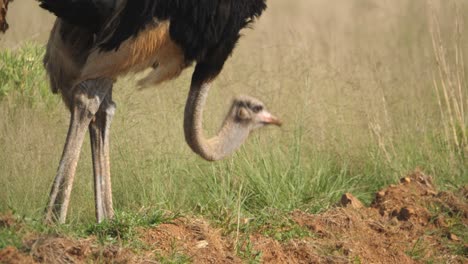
[0,0,466,225]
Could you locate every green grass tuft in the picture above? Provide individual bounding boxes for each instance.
[85,210,178,244]
[0,43,56,107]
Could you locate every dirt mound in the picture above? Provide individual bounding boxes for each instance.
[288,170,467,263]
[1,170,466,263]
[28,236,138,264]
[141,218,241,263]
[0,235,137,264]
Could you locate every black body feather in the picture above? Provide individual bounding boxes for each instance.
[39,0,117,33]
[39,0,267,81]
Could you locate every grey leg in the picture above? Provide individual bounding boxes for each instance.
[45,78,113,224]
[89,89,116,223]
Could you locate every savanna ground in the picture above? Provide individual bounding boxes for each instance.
[0,0,467,263]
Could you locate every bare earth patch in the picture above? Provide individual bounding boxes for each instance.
[1,170,467,263]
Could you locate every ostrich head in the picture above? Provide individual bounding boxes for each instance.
[227,95,282,129]
[184,83,281,161]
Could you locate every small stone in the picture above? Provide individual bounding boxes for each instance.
[376,191,386,198]
[400,177,411,184]
[196,240,209,249]
[340,193,364,209]
[448,233,460,242]
[398,207,415,221]
[389,184,397,188]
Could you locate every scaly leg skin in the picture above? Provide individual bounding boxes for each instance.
[89,89,116,223]
[44,78,113,225]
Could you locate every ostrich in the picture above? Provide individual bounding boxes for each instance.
[38,0,280,224]
[0,0,13,33]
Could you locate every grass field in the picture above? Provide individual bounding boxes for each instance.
[0,0,466,230]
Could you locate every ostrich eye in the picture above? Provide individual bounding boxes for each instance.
[252,105,263,113]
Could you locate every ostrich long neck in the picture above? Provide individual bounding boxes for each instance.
[184,82,250,161]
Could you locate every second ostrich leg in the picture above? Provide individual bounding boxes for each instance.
[45,78,113,224]
[89,90,116,223]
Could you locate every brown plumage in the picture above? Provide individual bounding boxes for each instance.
[44,20,185,103]
[81,21,186,85]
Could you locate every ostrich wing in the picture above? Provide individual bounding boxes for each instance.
[98,0,233,59]
[38,0,118,33]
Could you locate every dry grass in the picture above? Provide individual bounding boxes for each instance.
[430,1,467,159]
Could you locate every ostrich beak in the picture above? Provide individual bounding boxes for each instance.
[259,111,282,126]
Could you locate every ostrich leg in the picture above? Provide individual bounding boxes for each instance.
[45,78,113,224]
[89,90,116,223]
